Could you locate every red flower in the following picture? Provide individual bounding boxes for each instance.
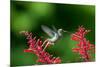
[20,31,61,64]
[71,26,95,61]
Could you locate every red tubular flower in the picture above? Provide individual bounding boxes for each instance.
[71,26,95,62]
[20,31,61,64]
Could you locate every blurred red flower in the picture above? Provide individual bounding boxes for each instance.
[20,31,61,64]
[71,26,95,61]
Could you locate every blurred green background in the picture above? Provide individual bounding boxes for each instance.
[11,1,95,66]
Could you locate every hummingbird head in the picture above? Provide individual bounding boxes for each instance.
[58,29,63,36]
[58,29,70,36]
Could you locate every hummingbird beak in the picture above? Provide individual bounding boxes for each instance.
[62,30,72,34]
[62,30,67,32]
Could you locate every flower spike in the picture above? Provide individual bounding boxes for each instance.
[20,31,61,64]
[71,26,95,61]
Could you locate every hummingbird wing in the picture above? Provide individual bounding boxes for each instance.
[41,25,55,37]
[52,25,58,33]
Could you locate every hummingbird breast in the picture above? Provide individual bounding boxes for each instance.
[47,32,59,43]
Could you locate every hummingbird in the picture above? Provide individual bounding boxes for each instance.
[41,25,66,45]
